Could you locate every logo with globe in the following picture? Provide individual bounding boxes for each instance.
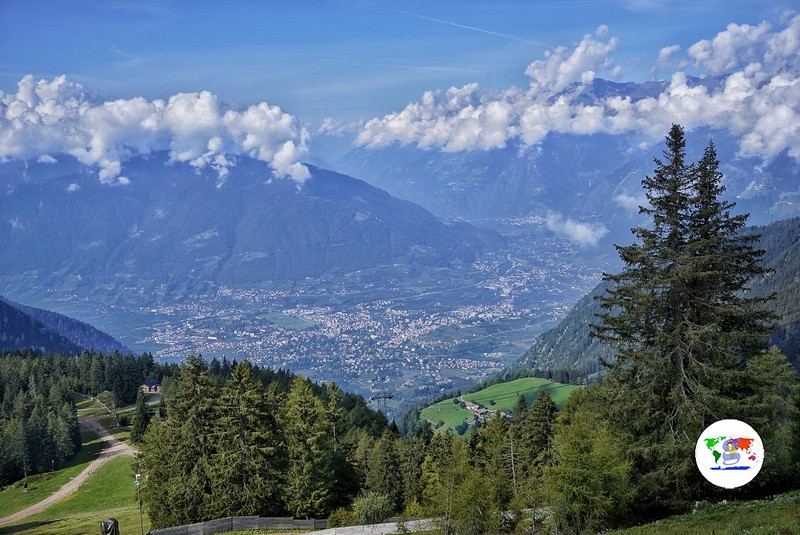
[695,419,764,489]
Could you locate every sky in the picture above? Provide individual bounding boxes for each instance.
[1,0,798,183]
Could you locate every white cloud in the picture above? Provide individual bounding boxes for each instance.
[658,44,681,62]
[525,26,618,96]
[66,183,80,192]
[614,193,647,212]
[545,212,609,247]
[0,75,310,184]
[318,117,358,137]
[37,154,57,164]
[687,21,772,75]
[357,15,800,164]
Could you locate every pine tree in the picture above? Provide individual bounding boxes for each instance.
[131,389,150,444]
[520,391,557,471]
[398,434,428,510]
[326,381,360,509]
[137,354,219,528]
[365,430,402,511]
[546,388,631,534]
[592,125,781,514]
[281,376,334,518]
[208,360,281,517]
[472,412,513,514]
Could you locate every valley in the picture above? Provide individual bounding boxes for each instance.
[3,217,611,417]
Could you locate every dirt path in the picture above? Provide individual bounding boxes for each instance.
[0,416,136,527]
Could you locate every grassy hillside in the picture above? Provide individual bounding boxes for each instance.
[608,491,800,535]
[0,456,150,535]
[0,427,102,519]
[0,407,148,535]
[420,378,578,433]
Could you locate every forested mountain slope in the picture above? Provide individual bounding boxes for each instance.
[0,296,128,354]
[0,298,82,354]
[0,154,504,302]
[514,216,800,374]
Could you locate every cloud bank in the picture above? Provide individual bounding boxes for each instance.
[0,76,310,184]
[356,16,800,162]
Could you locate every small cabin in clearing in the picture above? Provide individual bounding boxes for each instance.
[141,378,161,393]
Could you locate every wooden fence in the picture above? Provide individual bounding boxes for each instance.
[149,515,328,535]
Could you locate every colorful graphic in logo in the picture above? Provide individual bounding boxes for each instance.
[695,419,763,489]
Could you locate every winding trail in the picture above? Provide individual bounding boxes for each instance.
[0,416,135,527]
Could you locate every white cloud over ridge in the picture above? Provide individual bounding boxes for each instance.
[357,16,800,163]
[545,212,609,247]
[0,76,310,184]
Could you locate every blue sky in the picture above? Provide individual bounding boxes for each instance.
[0,0,792,123]
[1,1,798,184]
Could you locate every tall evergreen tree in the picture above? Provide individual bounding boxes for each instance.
[280,376,334,518]
[546,388,631,534]
[519,391,557,473]
[592,125,782,514]
[137,354,219,528]
[365,430,403,511]
[207,360,282,517]
[470,412,513,519]
[130,389,150,444]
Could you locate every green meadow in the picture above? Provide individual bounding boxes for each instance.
[608,491,800,535]
[420,378,578,432]
[0,455,149,535]
[0,420,148,535]
[0,427,102,520]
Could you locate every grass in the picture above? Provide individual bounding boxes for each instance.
[609,491,800,534]
[0,456,150,535]
[0,427,102,519]
[24,456,139,519]
[0,506,148,535]
[463,378,577,409]
[420,399,472,431]
[73,394,109,417]
[420,378,578,433]
[96,414,132,444]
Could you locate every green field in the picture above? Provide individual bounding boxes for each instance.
[420,378,579,432]
[74,394,110,417]
[609,491,800,535]
[0,427,102,519]
[0,422,150,535]
[0,457,150,535]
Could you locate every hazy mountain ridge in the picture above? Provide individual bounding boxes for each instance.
[0,296,130,354]
[336,79,800,235]
[513,216,800,374]
[0,153,504,301]
[0,298,82,354]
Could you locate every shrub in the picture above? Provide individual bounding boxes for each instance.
[327,507,354,528]
[353,491,394,525]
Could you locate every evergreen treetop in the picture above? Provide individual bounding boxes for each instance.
[591,124,784,515]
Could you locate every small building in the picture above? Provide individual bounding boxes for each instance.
[141,378,161,393]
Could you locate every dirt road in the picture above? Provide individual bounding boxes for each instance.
[0,416,135,527]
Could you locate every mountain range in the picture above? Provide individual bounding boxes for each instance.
[0,153,504,304]
[336,80,800,239]
[513,215,800,376]
[2,77,798,406]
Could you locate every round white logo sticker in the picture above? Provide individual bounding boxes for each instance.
[695,419,764,489]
